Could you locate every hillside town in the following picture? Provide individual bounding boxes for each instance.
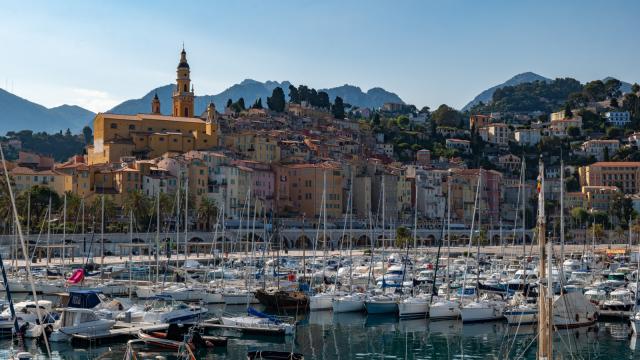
[2,49,640,248]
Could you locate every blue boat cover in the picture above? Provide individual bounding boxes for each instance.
[248,307,281,324]
[67,290,102,308]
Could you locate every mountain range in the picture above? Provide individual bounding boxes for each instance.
[1,74,635,135]
[0,88,95,135]
[461,72,635,111]
[108,79,404,116]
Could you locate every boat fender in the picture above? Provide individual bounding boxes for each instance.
[575,313,580,322]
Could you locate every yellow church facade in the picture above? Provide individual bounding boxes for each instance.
[87,48,219,165]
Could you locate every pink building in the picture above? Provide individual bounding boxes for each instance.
[234,160,275,215]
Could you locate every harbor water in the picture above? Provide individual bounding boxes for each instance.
[0,303,636,359]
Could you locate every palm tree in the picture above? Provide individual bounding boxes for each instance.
[122,190,152,231]
[0,175,14,233]
[16,185,61,233]
[89,195,118,233]
[588,223,606,247]
[197,198,218,231]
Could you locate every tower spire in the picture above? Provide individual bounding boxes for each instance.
[173,47,194,117]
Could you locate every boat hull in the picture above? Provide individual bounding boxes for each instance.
[332,298,364,313]
[398,301,429,318]
[364,301,397,315]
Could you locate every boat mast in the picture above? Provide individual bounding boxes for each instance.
[521,157,526,256]
[560,159,565,268]
[184,177,188,264]
[537,159,553,360]
[446,175,451,300]
[100,194,105,280]
[62,193,67,268]
[46,196,51,268]
[156,192,160,283]
[129,210,133,299]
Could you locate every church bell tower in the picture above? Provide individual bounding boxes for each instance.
[172,47,195,117]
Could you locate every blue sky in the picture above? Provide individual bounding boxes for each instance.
[1,0,638,112]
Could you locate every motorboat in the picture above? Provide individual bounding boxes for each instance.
[0,300,53,333]
[602,288,635,312]
[142,303,208,324]
[49,308,116,342]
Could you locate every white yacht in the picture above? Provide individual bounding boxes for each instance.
[428,298,461,320]
[332,293,366,313]
[460,297,505,323]
[397,294,429,318]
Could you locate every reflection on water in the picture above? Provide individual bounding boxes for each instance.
[0,305,637,359]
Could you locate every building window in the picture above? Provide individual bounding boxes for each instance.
[129,125,135,130]
[184,108,189,117]
[173,139,178,143]
[110,123,117,129]
[159,138,164,142]
[148,127,153,131]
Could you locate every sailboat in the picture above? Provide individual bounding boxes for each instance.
[398,181,429,319]
[459,169,506,323]
[429,174,462,320]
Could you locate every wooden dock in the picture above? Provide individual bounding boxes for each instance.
[71,322,169,345]
[200,321,286,336]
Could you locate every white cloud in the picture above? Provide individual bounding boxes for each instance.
[66,87,122,113]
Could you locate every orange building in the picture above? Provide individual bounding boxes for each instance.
[579,162,640,194]
[274,162,343,219]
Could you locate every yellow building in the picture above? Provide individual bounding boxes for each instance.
[11,167,66,195]
[88,49,219,165]
[225,131,282,164]
[56,160,91,198]
[274,162,343,219]
[579,161,640,194]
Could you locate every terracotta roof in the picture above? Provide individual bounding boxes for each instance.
[590,162,640,167]
[99,113,206,124]
[11,166,61,176]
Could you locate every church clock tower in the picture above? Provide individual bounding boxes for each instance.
[172,47,195,117]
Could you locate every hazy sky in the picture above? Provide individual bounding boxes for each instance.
[1,0,638,112]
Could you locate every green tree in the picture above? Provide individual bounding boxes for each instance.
[567,126,580,138]
[226,98,233,108]
[604,78,622,99]
[396,115,411,129]
[610,193,636,226]
[332,96,345,119]
[588,223,605,244]
[288,85,300,104]
[267,87,286,112]
[432,104,462,127]
[571,207,589,226]
[16,186,62,231]
[395,226,412,248]
[122,190,152,231]
[82,126,93,145]
[564,103,573,118]
[252,98,263,109]
[583,80,606,102]
[89,195,118,232]
[197,198,219,231]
